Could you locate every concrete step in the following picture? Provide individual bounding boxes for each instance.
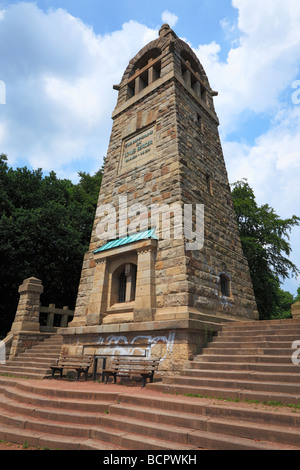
[0,380,196,451]
[194,354,295,363]
[1,386,113,413]
[107,402,300,448]
[208,340,296,348]
[151,319,300,409]
[0,335,62,379]
[118,392,300,427]
[202,347,295,356]
[0,319,300,451]
[150,381,300,405]
[182,368,300,383]
[0,423,123,451]
[161,375,300,396]
[222,319,300,330]
[189,361,300,373]
[0,377,299,450]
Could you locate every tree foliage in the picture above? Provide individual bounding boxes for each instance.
[0,154,102,336]
[231,179,300,319]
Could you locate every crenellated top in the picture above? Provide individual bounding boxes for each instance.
[112,24,218,121]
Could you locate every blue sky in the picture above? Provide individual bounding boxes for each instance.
[0,0,299,296]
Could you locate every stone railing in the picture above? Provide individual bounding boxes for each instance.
[39,304,74,332]
[6,277,74,358]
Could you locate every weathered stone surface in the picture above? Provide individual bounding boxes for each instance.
[292,302,300,319]
[65,24,258,372]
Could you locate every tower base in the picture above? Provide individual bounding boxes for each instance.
[59,310,246,376]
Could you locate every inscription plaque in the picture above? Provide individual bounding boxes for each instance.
[119,125,156,173]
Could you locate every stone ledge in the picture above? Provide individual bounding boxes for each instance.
[58,317,223,337]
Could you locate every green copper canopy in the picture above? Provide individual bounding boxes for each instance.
[94,229,157,253]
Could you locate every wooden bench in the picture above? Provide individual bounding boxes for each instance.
[103,357,160,388]
[50,355,94,381]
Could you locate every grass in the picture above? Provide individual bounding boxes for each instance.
[165,391,300,411]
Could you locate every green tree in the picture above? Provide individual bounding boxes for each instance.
[0,154,102,336]
[231,179,300,320]
[294,287,300,303]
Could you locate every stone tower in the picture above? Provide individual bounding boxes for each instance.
[62,24,258,372]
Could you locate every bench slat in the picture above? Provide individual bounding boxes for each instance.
[50,355,94,381]
[103,357,160,388]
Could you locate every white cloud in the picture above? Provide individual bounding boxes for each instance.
[0,1,299,292]
[0,3,157,175]
[194,0,300,135]
[161,10,178,28]
[192,0,300,293]
[204,0,300,216]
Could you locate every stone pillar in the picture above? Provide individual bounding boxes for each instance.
[10,277,44,334]
[61,306,70,328]
[148,66,158,85]
[292,302,300,319]
[125,263,135,302]
[133,247,156,322]
[46,303,55,327]
[9,277,44,358]
[85,259,109,326]
[183,63,191,87]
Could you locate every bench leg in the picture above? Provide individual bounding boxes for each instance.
[141,374,149,388]
[104,372,116,384]
[51,367,62,379]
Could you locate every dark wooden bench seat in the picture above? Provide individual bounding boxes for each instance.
[103,357,160,388]
[50,355,94,381]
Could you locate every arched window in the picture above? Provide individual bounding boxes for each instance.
[220,273,230,297]
[117,264,137,303]
[127,48,162,99]
[180,51,208,103]
[118,270,126,303]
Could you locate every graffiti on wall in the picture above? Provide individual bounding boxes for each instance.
[94,331,175,361]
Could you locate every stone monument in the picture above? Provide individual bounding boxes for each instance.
[60,24,258,373]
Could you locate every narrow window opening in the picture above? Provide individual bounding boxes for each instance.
[206,174,213,195]
[139,69,148,91]
[118,271,126,303]
[197,113,203,132]
[117,264,137,303]
[200,83,207,104]
[127,80,135,99]
[220,274,230,297]
[153,61,161,79]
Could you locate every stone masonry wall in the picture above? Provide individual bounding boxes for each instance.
[175,78,258,320]
[70,24,258,328]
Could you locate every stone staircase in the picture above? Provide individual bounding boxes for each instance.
[150,318,300,405]
[0,319,299,450]
[0,335,62,379]
[0,374,299,450]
